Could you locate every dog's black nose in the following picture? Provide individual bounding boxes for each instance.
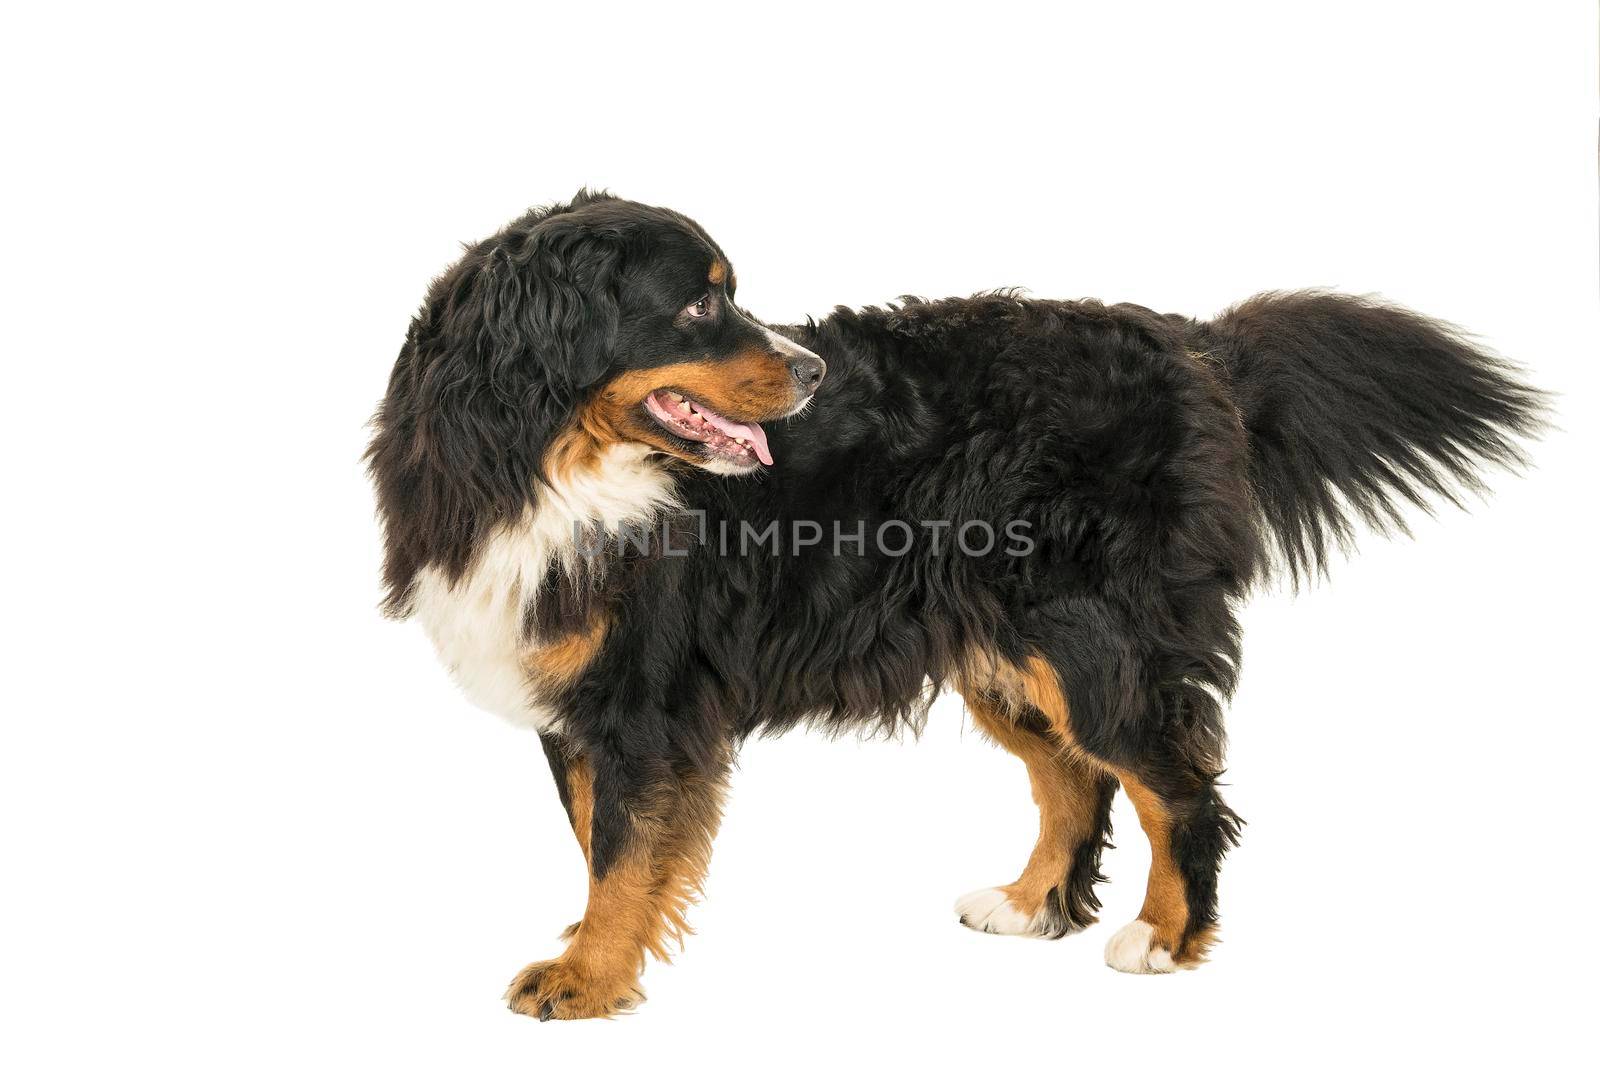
[791,355,826,392]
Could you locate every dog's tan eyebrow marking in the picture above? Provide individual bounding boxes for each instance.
[708,260,728,286]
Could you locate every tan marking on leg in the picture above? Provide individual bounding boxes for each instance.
[963,694,1101,918]
[507,847,654,1019]
[641,764,728,954]
[566,754,595,863]
[1181,921,1219,964]
[960,649,1077,743]
[960,649,1212,966]
[507,756,729,1020]
[547,756,595,945]
[1116,773,1191,961]
[1017,655,1078,744]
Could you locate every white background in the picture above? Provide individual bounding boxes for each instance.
[3,2,1596,1063]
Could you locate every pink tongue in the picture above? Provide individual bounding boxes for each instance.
[695,406,773,466]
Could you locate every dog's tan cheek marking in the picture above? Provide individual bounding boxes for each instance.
[697,350,798,415]
[545,406,636,481]
[548,391,699,480]
[567,355,802,464]
[608,355,797,421]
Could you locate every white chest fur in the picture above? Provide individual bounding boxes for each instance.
[409,443,677,731]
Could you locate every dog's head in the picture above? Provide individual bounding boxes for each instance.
[370,191,826,604]
[407,190,825,482]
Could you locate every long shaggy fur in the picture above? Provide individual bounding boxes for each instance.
[1187,291,1546,582]
[369,193,1545,1014]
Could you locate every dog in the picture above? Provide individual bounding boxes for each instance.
[367,191,1542,1019]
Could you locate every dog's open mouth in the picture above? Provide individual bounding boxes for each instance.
[643,389,774,467]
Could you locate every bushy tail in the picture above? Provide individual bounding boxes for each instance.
[1189,290,1547,583]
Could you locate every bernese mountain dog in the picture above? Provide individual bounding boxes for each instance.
[368,190,1543,1019]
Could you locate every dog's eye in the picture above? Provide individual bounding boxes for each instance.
[685,296,711,319]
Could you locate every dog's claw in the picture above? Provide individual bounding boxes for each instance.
[506,958,642,1021]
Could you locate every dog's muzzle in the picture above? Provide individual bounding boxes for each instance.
[762,327,827,399]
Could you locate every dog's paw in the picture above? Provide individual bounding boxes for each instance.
[504,957,644,1021]
[1103,920,1178,974]
[955,886,1056,938]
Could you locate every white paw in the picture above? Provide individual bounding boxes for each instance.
[1104,919,1177,973]
[955,887,1048,937]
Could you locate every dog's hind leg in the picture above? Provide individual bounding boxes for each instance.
[954,689,1117,938]
[509,736,729,1020]
[961,651,1242,968]
[1099,751,1240,973]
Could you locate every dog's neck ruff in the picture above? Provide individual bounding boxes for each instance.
[410,443,679,731]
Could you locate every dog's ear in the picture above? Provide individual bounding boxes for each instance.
[482,217,622,393]
[369,207,628,607]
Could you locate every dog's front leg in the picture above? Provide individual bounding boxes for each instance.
[508,735,729,1020]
